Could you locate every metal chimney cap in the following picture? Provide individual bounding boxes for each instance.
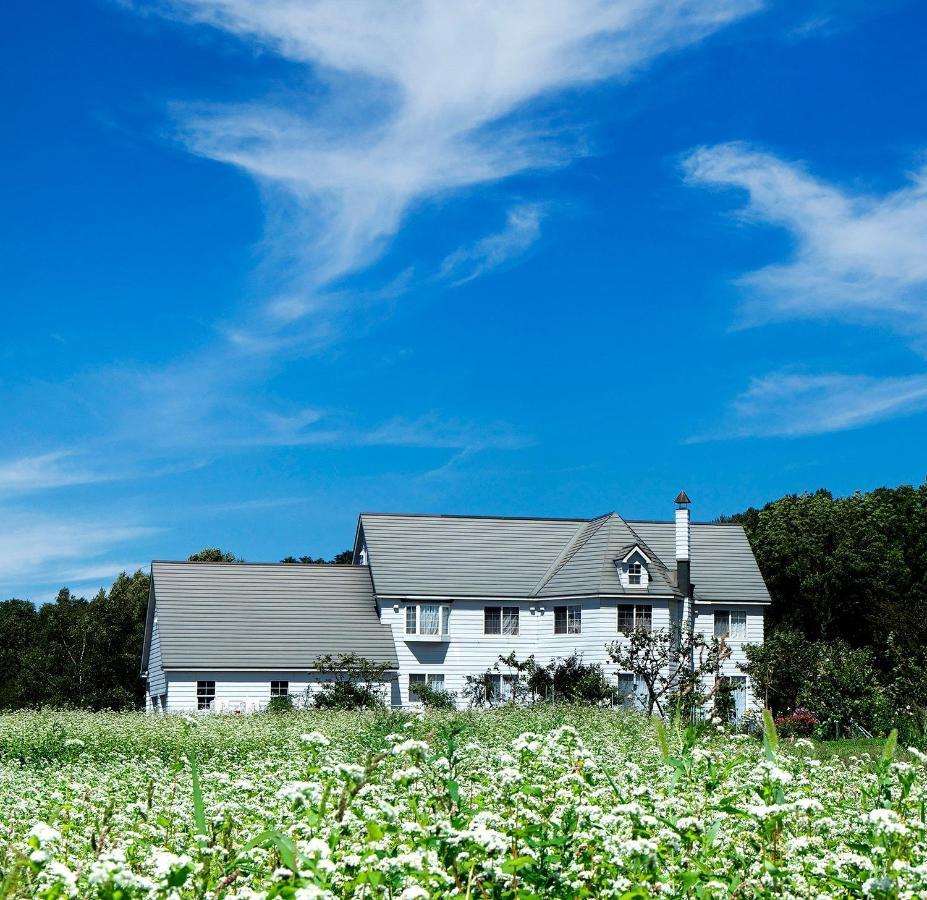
[675,490,691,506]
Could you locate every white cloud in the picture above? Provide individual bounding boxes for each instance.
[692,371,927,440]
[157,0,760,321]
[0,512,160,593]
[683,142,927,335]
[0,451,111,496]
[439,204,544,286]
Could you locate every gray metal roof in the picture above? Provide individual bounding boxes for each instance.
[359,512,770,604]
[144,562,397,671]
[626,521,772,604]
[359,513,587,597]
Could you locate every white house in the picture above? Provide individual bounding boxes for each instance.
[141,494,770,713]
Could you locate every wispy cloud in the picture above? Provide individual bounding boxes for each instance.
[691,371,927,440]
[0,511,160,595]
[0,451,112,496]
[439,204,545,286]
[155,0,760,330]
[683,142,927,337]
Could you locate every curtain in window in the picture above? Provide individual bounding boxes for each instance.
[635,605,652,631]
[567,606,581,634]
[420,604,440,635]
[617,605,635,633]
[730,610,747,638]
[502,608,519,635]
[441,607,450,635]
[714,611,729,638]
[428,674,445,690]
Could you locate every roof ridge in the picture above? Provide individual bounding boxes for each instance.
[529,513,611,597]
[359,511,591,523]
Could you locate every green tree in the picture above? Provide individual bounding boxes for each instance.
[0,599,42,708]
[188,548,239,562]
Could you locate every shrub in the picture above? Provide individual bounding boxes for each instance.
[266,695,293,714]
[413,681,457,711]
[775,707,817,738]
[310,653,392,711]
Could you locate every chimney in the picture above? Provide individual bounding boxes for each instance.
[674,491,691,599]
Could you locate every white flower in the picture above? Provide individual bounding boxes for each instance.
[28,822,60,845]
[300,732,331,747]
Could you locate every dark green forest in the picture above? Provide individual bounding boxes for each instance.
[3,483,927,728]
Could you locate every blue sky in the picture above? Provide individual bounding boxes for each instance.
[3,0,927,602]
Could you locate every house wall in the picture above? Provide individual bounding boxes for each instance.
[382,595,680,707]
[692,602,765,715]
[145,611,166,709]
[160,671,395,713]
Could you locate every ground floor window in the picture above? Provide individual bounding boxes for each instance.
[270,680,289,697]
[616,673,646,709]
[729,675,747,719]
[409,673,444,701]
[196,680,215,710]
[486,673,518,702]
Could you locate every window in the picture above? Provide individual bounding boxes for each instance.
[628,561,642,585]
[484,606,519,635]
[486,673,518,702]
[554,605,581,635]
[714,610,747,640]
[409,673,444,701]
[617,604,652,634]
[270,680,289,697]
[405,604,450,637]
[730,675,747,719]
[616,674,645,709]
[419,604,440,635]
[196,681,215,711]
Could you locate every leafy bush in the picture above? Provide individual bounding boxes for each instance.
[775,707,817,738]
[310,653,392,711]
[266,695,293,714]
[412,681,457,711]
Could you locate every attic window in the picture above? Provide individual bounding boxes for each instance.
[628,562,642,585]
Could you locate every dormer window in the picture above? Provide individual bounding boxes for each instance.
[617,546,651,589]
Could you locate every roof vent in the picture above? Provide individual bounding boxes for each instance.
[675,490,691,507]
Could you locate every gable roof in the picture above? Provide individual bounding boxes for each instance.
[358,512,770,604]
[143,561,397,672]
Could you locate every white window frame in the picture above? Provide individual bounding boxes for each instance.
[196,680,215,711]
[404,603,450,641]
[270,680,289,697]
[617,603,652,634]
[486,673,518,702]
[554,605,581,635]
[714,609,747,640]
[484,606,519,636]
[409,672,444,701]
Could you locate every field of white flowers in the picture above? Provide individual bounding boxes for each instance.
[0,707,924,898]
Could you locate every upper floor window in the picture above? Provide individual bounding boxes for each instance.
[196,680,215,711]
[270,680,289,697]
[714,609,747,640]
[554,605,581,635]
[405,603,449,637]
[617,546,651,589]
[484,606,519,635]
[617,604,652,634]
[627,562,642,585]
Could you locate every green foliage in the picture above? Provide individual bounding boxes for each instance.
[187,548,239,562]
[310,654,392,710]
[412,681,457,711]
[266,695,294,713]
[280,550,354,564]
[0,571,151,711]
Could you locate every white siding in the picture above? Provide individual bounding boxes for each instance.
[385,597,680,707]
[146,611,166,705]
[693,602,764,715]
